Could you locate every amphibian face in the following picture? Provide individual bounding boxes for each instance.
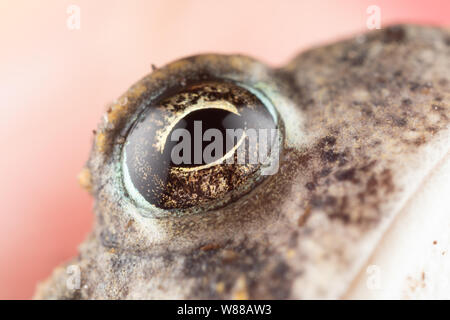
[35,25,450,299]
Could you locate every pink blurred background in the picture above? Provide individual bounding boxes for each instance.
[0,0,448,299]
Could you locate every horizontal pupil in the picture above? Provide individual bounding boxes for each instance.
[164,108,245,167]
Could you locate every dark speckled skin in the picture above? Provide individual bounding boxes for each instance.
[35,25,450,299]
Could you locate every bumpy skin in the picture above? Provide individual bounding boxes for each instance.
[35,25,450,299]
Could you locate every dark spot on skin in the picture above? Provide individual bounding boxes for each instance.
[357,192,365,203]
[328,213,350,223]
[303,98,316,109]
[312,195,337,208]
[351,53,366,66]
[380,169,394,193]
[110,256,127,271]
[328,196,350,223]
[100,230,119,249]
[393,116,407,127]
[370,139,381,147]
[433,240,437,245]
[413,136,427,146]
[383,26,406,43]
[321,150,340,163]
[402,98,412,106]
[426,126,438,134]
[71,290,82,300]
[272,262,289,278]
[162,252,175,265]
[360,160,377,172]
[334,168,357,182]
[305,182,316,191]
[361,106,374,117]
[439,78,448,86]
[126,219,134,229]
[394,70,403,77]
[289,151,311,168]
[318,136,336,148]
[375,76,387,86]
[320,168,332,177]
[341,48,367,66]
[409,82,420,91]
[445,37,450,46]
[366,175,378,194]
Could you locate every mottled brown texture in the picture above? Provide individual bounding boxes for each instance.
[35,25,450,299]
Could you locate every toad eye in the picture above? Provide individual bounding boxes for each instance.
[122,81,282,215]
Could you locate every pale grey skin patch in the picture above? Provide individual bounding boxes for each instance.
[35,25,450,299]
